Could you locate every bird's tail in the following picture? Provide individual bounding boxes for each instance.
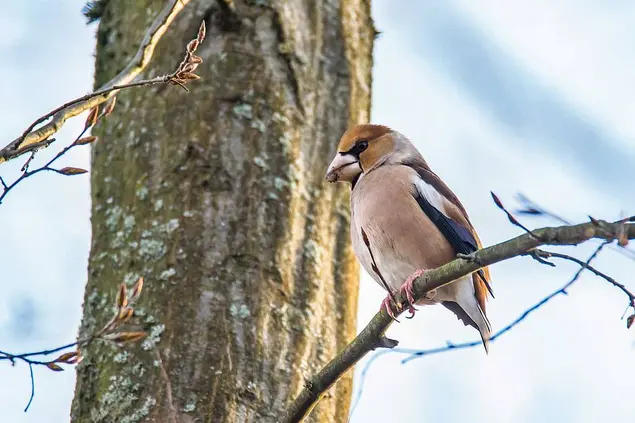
[441,276,492,353]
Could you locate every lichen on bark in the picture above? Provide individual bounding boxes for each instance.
[71,1,374,422]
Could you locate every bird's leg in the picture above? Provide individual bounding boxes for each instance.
[380,295,400,322]
[379,295,399,322]
[400,269,425,319]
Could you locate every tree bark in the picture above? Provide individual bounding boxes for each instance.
[71,1,373,422]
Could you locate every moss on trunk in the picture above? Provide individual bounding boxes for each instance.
[71,1,374,422]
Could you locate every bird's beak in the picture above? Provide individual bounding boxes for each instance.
[325,153,361,183]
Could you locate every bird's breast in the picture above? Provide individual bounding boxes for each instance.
[350,167,456,292]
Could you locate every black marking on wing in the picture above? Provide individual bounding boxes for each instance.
[412,191,478,255]
[360,227,397,301]
[442,301,478,330]
[412,190,494,297]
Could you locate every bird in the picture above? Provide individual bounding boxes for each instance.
[325,124,493,352]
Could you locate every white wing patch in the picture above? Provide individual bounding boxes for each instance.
[411,175,449,218]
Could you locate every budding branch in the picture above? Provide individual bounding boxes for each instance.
[0,0,199,165]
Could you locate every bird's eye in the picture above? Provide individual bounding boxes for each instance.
[356,140,368,152]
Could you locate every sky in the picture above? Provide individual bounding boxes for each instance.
[1,1,634,422]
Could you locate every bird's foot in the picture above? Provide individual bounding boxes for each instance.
[457,252,481,265]
[380,295,401,322]
[400,269,424,319]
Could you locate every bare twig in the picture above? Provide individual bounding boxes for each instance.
[1,11,206,206]
[281,216,635,422]
[0,277,146,412]
[516,193,635,260]
[0,127,92,205]
[533,249,635,308]
[490,191,537,237]
[0,0,200,164]
[24,364,35,412]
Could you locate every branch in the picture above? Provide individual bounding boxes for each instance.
[281,218,635,422]
[0,0,200,165]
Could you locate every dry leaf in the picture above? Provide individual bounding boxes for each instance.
[181,73,201,81]
[180,63,197,74]
[103,97,117,117]
[55,351,79,364]
[46,362,64,372]
[74,136,98,146]
[627,314,635,329]
[84,105,99,129]
[187,39,199,53]
[70,353,83,364]
[118,307,134,322]
[59,167,88,176]
[490,191,504,210]
[66,352,82,364]
[197,21,206,43]
[131,276,144,298]
[116,283,127,309]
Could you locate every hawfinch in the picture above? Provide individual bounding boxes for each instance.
[325,124,493,351]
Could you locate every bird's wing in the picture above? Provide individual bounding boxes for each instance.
[402,158,493,312]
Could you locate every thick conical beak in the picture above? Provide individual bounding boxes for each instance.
[325,153,361,183]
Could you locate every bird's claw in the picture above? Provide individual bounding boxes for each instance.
[404,305,416,319]
[380,296,400,322]
[380,269,425,321]
[400,269,423,318]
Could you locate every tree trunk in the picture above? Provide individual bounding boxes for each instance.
[71,1,373,422]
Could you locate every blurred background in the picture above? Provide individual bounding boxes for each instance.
[1,1,634,422]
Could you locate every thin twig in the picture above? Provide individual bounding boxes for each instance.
[535,249,635,308]
[516,193,635,260]
[0,339,86,364]
[0,0,194,164]
[24,363,35,412]
[0,128,88,205]
[490,191,538,238]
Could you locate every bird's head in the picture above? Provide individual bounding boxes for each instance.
[325,124,419,184]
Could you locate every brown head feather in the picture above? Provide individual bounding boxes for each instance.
[337,124,392,152]
[337,124,394,171]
